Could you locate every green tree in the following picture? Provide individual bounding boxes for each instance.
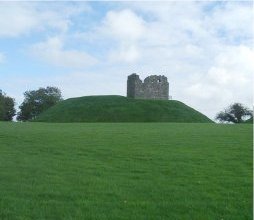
[17,87,62,121]
[0,90,16,121]
[216,103,253,123]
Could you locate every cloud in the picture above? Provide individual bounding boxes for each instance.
[94,9,146,63]
[184,45,253,118]
[187,45,253,95]
[30,36,97,68]
[0,3,38,37]
[108,44,140,63]
[0,2,90,37]
[206,2,253,45]
[103,9,146,41]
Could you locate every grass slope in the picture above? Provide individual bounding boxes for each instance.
[35,95,212,123]
[0,122,252,219]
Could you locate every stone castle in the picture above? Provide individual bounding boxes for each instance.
[127,73,169,100]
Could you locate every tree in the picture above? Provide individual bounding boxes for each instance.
[17,87,62,121]
[216,103,253,123]
[0,90,16,121]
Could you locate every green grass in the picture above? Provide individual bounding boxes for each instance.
[0,122,252,219]
[35,95,213,123]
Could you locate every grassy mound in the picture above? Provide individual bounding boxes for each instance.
[35,95,212,123]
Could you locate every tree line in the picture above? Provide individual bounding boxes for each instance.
[0,87,62,122]
[0,86,253,123]
[0,90,16,121]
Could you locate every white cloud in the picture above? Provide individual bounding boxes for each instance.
[95,9,146,63]
[30,36,97,68]
[108,44,140,63]
[0,3,37,37]
[206,2,253,44]
[184,45,253,118]
[208,46,253,86]
[0,2,90,37]
[103,9,146,41]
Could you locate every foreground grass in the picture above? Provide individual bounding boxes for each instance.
[0,122,252,220]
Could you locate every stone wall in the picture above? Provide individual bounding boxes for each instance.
[127,74,169,100]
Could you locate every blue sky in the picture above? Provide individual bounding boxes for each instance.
[0,1,253,119]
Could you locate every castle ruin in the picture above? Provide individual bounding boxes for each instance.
[127,74,169,100]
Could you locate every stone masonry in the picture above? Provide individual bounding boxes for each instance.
[127,73,169,100]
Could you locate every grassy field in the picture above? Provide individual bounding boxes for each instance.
[35,96,212,123]
[0,122,252,219]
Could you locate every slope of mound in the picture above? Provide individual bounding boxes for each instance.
[35,95,213,123]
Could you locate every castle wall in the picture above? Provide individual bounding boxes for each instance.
[127,74,169,100]
[127,74,144,98]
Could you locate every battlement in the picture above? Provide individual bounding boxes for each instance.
[127,73,169,100]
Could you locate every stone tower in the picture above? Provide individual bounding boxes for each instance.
[127,73,169,100]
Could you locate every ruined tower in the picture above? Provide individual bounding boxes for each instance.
[127,73,169,100]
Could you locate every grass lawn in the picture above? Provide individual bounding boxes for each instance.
[0,122,252,219]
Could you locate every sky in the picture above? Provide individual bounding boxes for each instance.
[0,1,253,120]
